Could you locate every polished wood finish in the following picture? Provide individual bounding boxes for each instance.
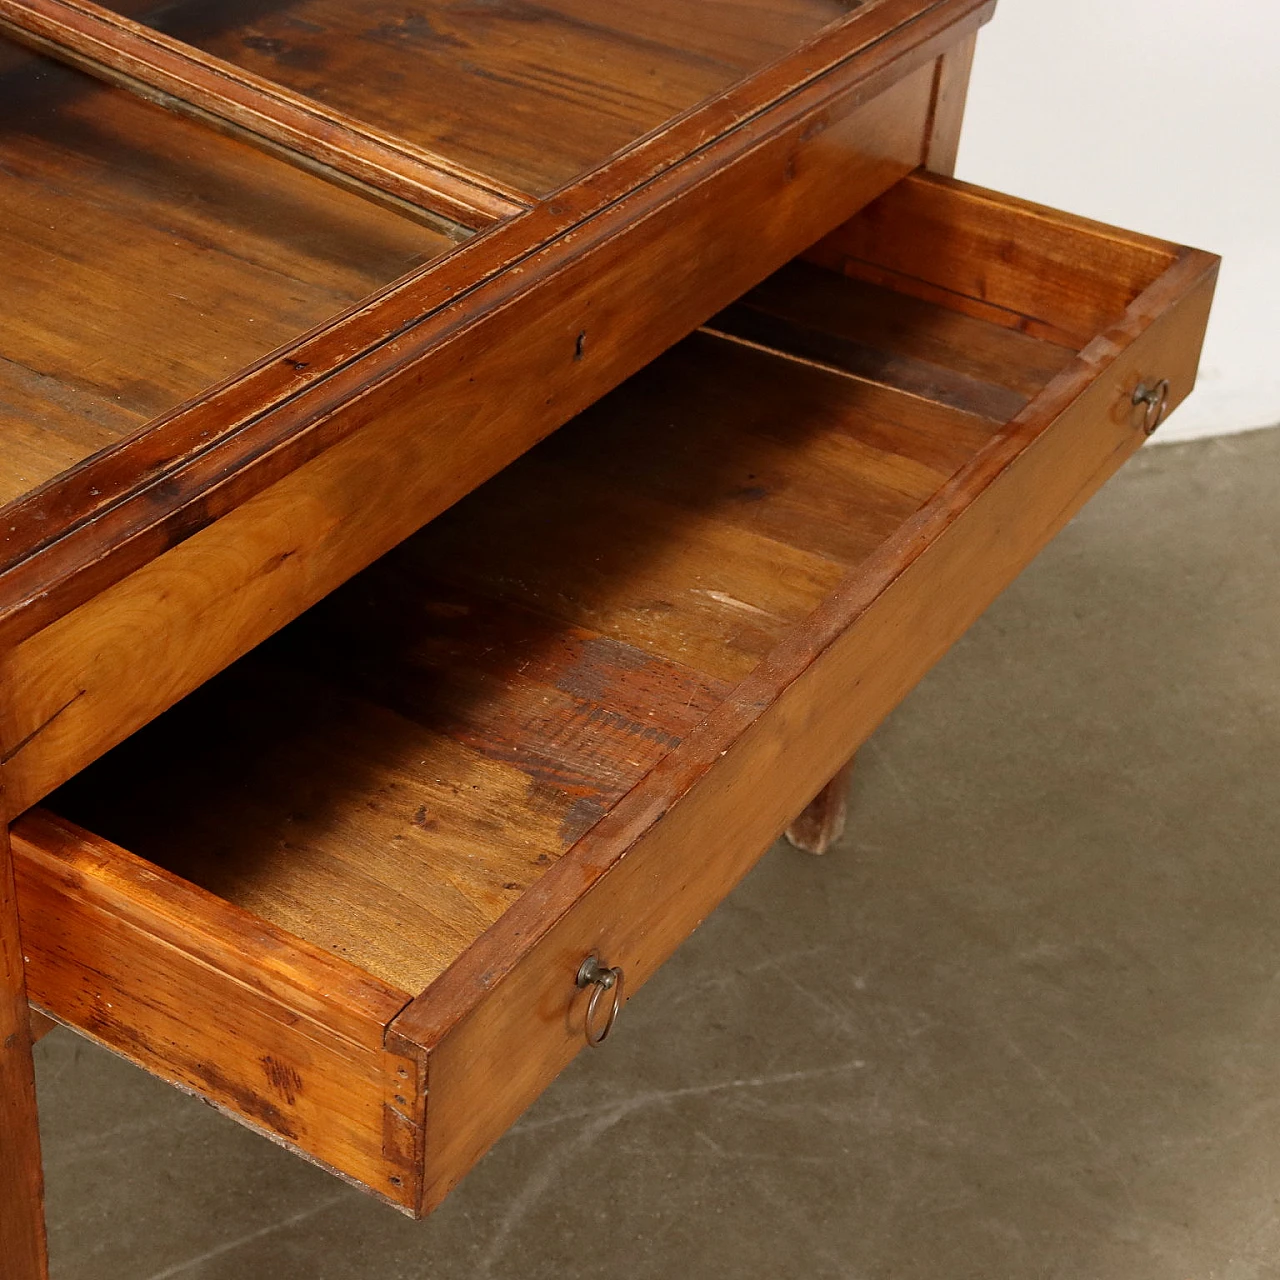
[0,0,1221,1244]
[786,756,857,854]
[0,46,455,510]
[0,0,994,659]
[707,258,1075,419]
[806,173,1176,348]
[0,826,48,1279]
[3,13,1001,1224]
[0,59,947,817]
[101,0,861,196]
[792,15,976,852]
[12,177,1218,1212]
[394,217,1217,1216]
[0,0,527,228]
[33,272,997,991]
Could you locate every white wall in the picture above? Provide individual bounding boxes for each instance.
[955,0,1280,442]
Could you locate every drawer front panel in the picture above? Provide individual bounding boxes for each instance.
[11,811,422,1211]
[403,223,1217,1213]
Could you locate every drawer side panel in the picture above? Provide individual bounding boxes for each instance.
[407,251,1218,1213]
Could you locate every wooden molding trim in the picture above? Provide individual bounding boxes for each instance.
[0,0,530,230]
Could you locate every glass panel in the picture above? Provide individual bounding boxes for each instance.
[0,39,458,508]
[108,0,861,195]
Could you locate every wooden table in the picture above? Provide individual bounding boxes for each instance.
[0,2,1216,1272]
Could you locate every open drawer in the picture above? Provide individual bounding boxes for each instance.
[11,175,1217,1216]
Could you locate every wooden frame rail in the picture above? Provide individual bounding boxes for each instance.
[0,0,530,231]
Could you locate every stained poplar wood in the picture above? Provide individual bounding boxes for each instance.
[0,0,528,227]
[13,178,1217,1211]
[36,298,981,990]
[0,0,1221,1247]
[805,172,1178,348]
[705,260,1075,421]
[793,17,978,841]
[0,827,48,1279]
[798,15,971,835]
[28,1010,55,1042]
[12,809,424,1209]
[800,30,1066,830]
[399,243,1219,1216]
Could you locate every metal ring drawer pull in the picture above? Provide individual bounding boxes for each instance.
[1132,378,1171,436]
[576,954,625,1047]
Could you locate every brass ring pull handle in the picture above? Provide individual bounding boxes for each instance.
[576,954,625,1047]
[1132,378,1171,436]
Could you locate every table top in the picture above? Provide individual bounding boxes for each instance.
[0,0,985,643]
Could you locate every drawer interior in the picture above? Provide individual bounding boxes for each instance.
[12,173,1213,1209]
[35,212,1102,995]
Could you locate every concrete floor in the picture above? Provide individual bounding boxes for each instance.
[34,427,1280,1280]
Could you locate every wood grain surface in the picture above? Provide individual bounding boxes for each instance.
[0,57,949,817]
[0,0,995,647]
[0,45,453,508]
[34,245,1046,993]
[11,809,424,1209]
[0,0,528,227]
[806,172,1179,347]
[1,0,1224,1233]
[398,240,1218,1215]
[104,0,861,196]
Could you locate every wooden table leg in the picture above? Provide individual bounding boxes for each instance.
[1,826,50,1280]
[923,29,977,177]
[785,38,969,862]
[784,28,970,857]
[785,754,856,856]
